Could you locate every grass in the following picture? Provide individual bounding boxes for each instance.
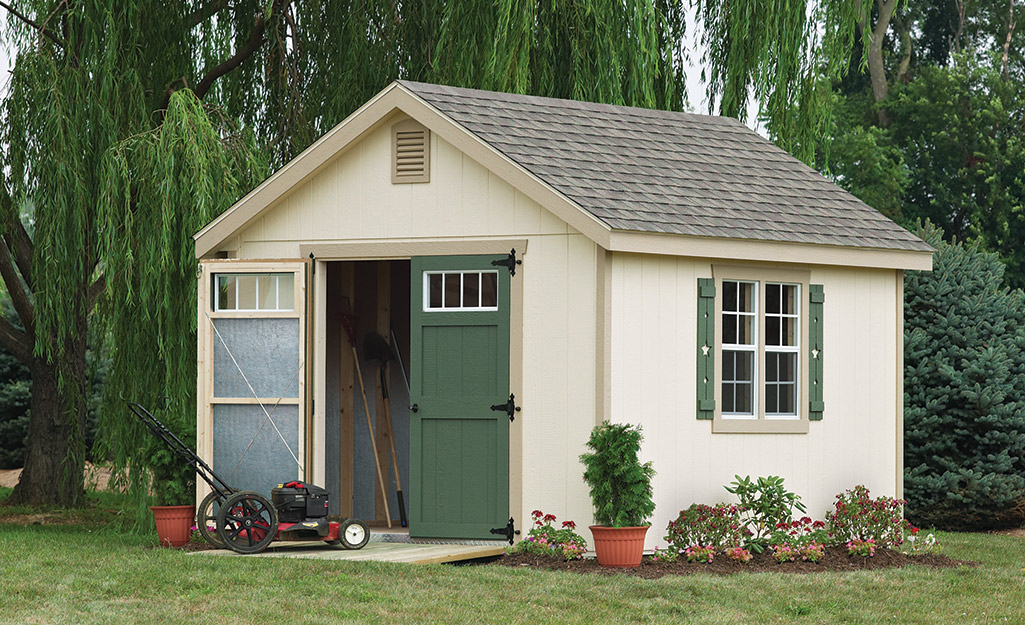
[0,489,1022,624]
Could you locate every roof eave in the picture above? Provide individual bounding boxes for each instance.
[608,230,934,271]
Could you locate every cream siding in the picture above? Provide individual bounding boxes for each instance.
[206,112,907,545]
[217,120,598,535]
[609,253,901,547]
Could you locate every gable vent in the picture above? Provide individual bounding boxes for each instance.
[392,119,431,184]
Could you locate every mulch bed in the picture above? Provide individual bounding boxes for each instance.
[494,546,972,579]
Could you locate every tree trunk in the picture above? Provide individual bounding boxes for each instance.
[5,349,87,507]
[864,0,899,127]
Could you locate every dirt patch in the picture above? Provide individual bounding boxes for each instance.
[994,528,1025,537]
[147,540,220,552]
[0,463,116,491]
[493,546,972,578]
[0,512,85,526]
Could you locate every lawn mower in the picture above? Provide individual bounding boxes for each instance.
[128,401,370,554]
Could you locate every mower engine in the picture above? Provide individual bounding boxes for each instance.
[271,481,340,542]
[273,482,330,522]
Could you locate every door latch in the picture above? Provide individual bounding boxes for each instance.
[490,394,520,422]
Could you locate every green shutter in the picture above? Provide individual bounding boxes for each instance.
[809,284,824,420]
[697,278,716,419]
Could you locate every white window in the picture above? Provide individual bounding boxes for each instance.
[764,283,800,418]
[423,271,499,311]
[721,280,757,417]
[214,273,295,312]
[714,266,809,434]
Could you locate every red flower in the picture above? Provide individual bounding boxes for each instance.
[543,513,557,523]
[910,526,920,535]
[562,520,576,529]
[531,510,543,519]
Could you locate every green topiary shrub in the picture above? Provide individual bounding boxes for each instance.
[904,222,1025,530]
[579,421,655,527]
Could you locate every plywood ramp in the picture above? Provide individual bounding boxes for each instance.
[190,541,506,565]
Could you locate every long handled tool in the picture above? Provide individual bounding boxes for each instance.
[390,328,411,398]
[340,299,392,528]
[364,332,407,527]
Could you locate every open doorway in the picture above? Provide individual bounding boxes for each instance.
[324,260,411,527]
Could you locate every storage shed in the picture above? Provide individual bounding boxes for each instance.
[193,81,933,546]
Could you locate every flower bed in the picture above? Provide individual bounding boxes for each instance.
[495,546,970,579]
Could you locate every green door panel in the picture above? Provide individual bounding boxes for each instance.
[409,255,510,539]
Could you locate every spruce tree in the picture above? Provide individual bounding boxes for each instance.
[904,222,1025,530]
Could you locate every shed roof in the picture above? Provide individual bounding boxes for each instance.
[398,81,930,253]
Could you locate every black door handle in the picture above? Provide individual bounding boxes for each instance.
[409,403,419,413]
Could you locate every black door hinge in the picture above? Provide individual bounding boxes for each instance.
[490,517,519,544]
[490,393,520,422]
[491,248,522,276]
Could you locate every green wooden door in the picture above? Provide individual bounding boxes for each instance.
[409,255,511,539]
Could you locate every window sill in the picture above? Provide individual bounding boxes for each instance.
[712,418,809,434]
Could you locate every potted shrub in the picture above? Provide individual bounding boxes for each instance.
[149,443,196,548]
[579,421,655,567]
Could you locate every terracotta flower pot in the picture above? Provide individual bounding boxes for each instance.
[589,525,649,567]
[151,505,196,547]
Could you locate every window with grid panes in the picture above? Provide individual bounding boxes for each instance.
[720,279,801,420]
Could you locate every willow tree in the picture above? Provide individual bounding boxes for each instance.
[0,0,277,506]
[0,0,871,510]
[696,0,874,163]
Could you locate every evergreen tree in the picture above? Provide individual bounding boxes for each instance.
[0,345,30,470]
[904,222,1025,530]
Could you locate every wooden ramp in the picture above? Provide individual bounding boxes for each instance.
[191,541,506,565]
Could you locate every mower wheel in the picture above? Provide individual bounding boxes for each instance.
[216,491,278,554]
[338,518,370,550]
[197,490,234,547]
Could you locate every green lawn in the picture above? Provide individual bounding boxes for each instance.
[0,489,1022,624]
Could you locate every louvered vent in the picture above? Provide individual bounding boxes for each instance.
[392,119,430,184]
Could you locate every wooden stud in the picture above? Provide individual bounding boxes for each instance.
[375,261,394,523]
[338,262,356,517]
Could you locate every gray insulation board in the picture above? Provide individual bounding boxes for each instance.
[212,404,300,495]
[212,318,300,398]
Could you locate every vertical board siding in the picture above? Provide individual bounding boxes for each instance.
[237,124,570,257]
[610,255,900,547]
[518,234,597,531]
[227,117,597,537]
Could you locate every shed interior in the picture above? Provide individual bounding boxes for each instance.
[324,260,411,526]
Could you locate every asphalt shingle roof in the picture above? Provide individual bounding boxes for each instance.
[400,81,931,252]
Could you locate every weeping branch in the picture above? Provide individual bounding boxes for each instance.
[194,10,272,100]
[161,2,281,111]
[0,235,34,336]
[188,0,230,29]
[0,315,32,364]
[4,217,34,290]
[0,0,63,47]
[86,274,105,315]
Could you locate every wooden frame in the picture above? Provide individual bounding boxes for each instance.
[195,259,309,504]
